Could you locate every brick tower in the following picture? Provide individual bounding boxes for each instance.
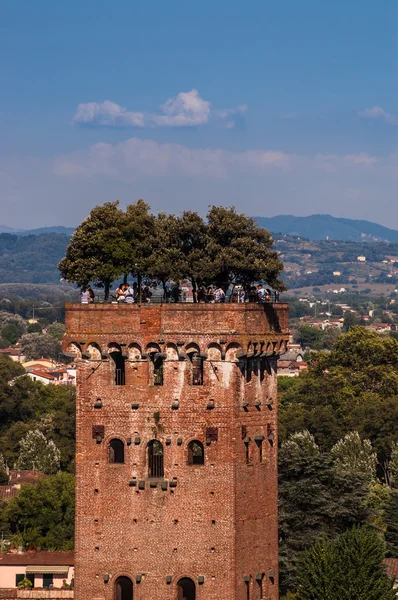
[64,301,289,600]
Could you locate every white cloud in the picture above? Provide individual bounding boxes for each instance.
[72,101,145,127]
[72,90,246,129]
[55,137,289,181]
[153,89,211,126]
[344,153,378,166]
[359,106,397,125]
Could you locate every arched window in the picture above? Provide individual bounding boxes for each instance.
[109,439,125,464]
[115,576,133,600]
[110,351,126,385]
[148,440,164,478]
[150,352,164,386]
[190,353,203,386]
[177,577,196,600]
[187,441,204,466]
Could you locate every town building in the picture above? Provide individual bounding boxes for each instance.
[0,551,74,589]
[64,301,289,600]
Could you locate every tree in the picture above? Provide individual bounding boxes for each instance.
[385,489,398,557]
[297,527,395,600]
[58,201,130,299]
[1,323,20,345]
[280,328,398,455]
[279,435,370,594]
[20,333,62,361]
[330,431,377,483]
[17,429,60,474]
[343,311,359,332]
[124,199,157,300]
[206,205,285,289]
[6,472,75,550]
[46,322,65,341]
[389,442,398,487]
[0,454,8,485]
[293,325,323,349]
[58,201,285,298]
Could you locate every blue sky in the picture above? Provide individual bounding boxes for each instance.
[0,0,397,228]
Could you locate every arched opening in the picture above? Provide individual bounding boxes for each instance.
[177,577,196,600]
[148,440,164,478]
[109,439,125,464]
[109,345,125,386]
[152,353,164,386]
[115,576,133,600]
[189,353,203,386]
[187,441,204,466]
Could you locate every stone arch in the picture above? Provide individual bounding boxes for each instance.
[187,440,205,466]
[114,575,133,600]
[165,343,179,361]
[87,342,102,360]
[177,577,196,600]
[108,438,125,464]
[185,342,200,356]
[225,342,242,362]
[65,342,82,359]
[146,343,161,355]
[108,342,122,354]
[128,343,142,361]
[207,342,222,361]
[147,439,164,478]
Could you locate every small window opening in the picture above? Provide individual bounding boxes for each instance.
[245,441,250,465]
[177,577,196,600]
[190,353,203,385]
[259,440,263,463]
[246,360,252,382]
[109,439,125,464]
[111,352,125,386]
[115,576,133,600]
[150,353,164,386]
[148,439,164,478]
[188,440,205,465]
[258,579,263,599]
[245,580,250,600]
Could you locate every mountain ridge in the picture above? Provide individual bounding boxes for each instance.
[255,214,398,242]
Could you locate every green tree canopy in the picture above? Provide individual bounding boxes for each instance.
[58,200,285,298]
[58,201,131,299]
[279,327,398,458]
[279,434,370,594]
[6,472,75,550]
[297,527,395,600]
[20,333,62,361]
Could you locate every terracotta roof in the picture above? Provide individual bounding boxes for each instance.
[0,551,74,566]
[9,470,44,485]
[0,348,20,355]
[0,486,18,498]
[28,370,56,380]
[384,558,398,579]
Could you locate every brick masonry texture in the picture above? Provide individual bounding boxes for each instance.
[64,303,289,600]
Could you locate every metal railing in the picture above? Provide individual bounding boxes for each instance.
[78,290,281,305]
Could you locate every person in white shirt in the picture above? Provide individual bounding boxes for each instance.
[125,285,135,303]
[80,287,90,304]
[214,287,225,303]
[257,284,266,303]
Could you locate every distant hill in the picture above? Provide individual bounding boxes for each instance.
[0,225,75,236]
[256,214,398,243]
[0,232,69,284]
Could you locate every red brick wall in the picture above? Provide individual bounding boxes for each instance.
[65,303,288,600]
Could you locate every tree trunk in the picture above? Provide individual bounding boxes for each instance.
[138,272,142,304]
[123,274,128,285]
[191,278,197,303]
[104,281,110,301]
